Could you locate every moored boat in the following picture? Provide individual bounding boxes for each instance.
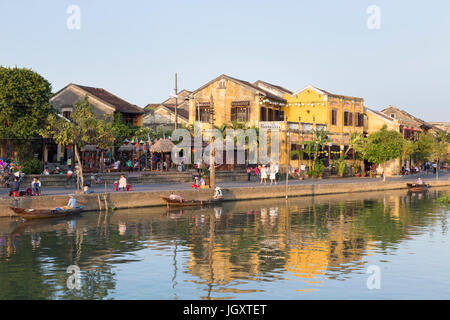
[406,183,430,193]
[10,207,83,220]
[160,195,222,207]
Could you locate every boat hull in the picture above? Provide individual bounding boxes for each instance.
[406,183,430,193]
[10,207,82,220]
[160,196,222,207]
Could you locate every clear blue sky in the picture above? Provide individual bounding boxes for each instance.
[1,0,449,121]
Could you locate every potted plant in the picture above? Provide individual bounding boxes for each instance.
[337,159,346,177]
[201,165,210,186]
[352,163,361,177]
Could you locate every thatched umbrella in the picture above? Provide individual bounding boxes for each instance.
[150,139,175,171]
[150,139,175,153]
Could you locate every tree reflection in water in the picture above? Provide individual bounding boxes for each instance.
[0,188,448,299]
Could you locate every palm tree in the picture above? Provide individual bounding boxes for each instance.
[306,129,331,169]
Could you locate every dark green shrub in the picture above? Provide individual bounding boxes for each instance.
[22,158,43,175]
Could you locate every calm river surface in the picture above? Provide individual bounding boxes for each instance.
[0,188,449,300]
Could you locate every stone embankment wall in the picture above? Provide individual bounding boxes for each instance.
[1,179,449,218]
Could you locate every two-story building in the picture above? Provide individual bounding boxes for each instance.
[283,85,365,135]
[51,83,144,126]
[188,74,287,128]
[48,83,144,166]
[282,85,366,169]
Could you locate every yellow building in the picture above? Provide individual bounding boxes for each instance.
[283,85,365,135]
[188,74,287,128]
[281,85,367,170]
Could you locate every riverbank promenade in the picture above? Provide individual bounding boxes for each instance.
[0,171,448,198]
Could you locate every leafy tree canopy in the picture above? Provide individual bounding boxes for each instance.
[0,66,52,140]
[362,125,405,165]
[415,132,435,163]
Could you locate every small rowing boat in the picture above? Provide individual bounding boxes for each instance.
[160,195,223,207]
[10,207,83,220]
[406,183,430,193]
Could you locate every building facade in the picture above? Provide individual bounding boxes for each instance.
[51,83,144,127]
[188,74,287,128]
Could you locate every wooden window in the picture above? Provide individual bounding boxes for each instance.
[231,107,249,123]
[331,109,337,125]
[63,111,72,119]
[260,107,266,121]
[356,112,364,127]
[344,111,353,126]
[196,107,212,123]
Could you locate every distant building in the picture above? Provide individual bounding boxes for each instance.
[381,106,442,140]
[51,83,144,127]
[429,122,450,132]
[143,90,191,130]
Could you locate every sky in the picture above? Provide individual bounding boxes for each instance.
[0,0,449,121]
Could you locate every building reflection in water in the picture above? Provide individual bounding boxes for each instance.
[0,188,447,299]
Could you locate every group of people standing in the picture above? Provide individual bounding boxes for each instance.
[247,163,279,185]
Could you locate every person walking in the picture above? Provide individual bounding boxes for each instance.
[254,166,260,183]
[274,163,279,182]
[260,165,268,185]
[247,166,252,182]
[269,164,277,185]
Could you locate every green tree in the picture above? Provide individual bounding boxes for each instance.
[415,132,435,164]
[304,129,330,173]
[402,139,416,165]
[0,66,52,159]
[361,125,405,181]
[432,131,449,181]
[41,96,113,191]
[111,113,136,145]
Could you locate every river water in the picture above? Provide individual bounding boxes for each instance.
[0,188,449,300]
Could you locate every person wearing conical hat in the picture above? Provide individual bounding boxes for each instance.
[213,187,223,199]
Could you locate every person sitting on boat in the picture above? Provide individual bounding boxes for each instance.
[66,195,77,209]
[169,193,183,202]
[55,195,77,211]
[213,187,223,199]
[416,178,424,185]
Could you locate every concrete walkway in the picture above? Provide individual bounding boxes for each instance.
[1,171,448,198]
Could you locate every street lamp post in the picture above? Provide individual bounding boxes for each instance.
[209,95,215,188]
[285,116,289,201]
[174,73,178,130]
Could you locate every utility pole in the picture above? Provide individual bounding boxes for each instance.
[174,73,178,130]
[285,116,289,201]
[209,95,215,188]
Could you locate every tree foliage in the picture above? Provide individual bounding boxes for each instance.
[0,66,53,140]
[414,132,435,163]
[362,125,405,165]
[361,125,405,180]
[41,96,113,190]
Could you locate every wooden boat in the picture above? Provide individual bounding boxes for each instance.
[10,207,83,220]
[407,183,430,193]
[160,195,222,207]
